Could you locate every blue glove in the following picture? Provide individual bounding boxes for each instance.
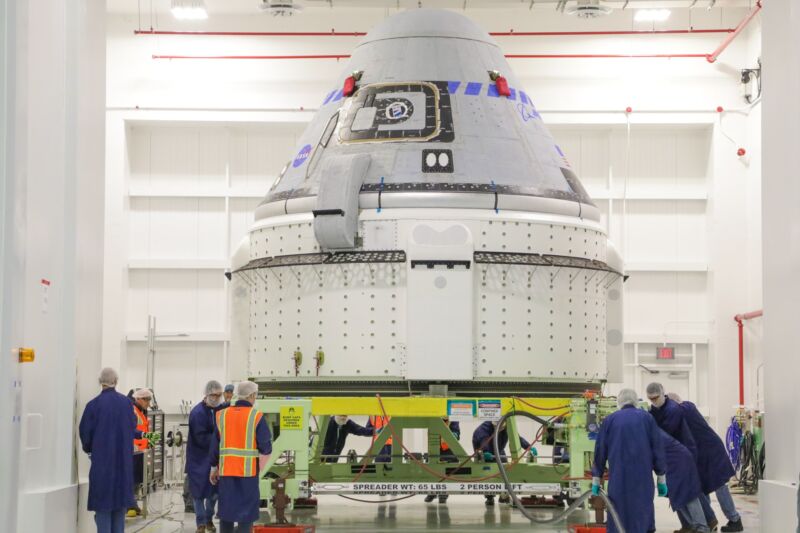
[657,476,668,497]
[483,451,495,462]
[591,477,601,496]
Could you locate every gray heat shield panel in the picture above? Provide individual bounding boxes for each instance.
[313,153,371,249]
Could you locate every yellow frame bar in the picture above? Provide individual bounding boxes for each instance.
[310,396,572,417]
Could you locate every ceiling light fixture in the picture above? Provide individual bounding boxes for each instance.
[634,9,671,22]
[258,0,304,16]
[565,0,612,19]
[171,0,208,20]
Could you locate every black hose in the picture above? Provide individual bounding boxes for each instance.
[492,410,626,533]
[738,431,763,495]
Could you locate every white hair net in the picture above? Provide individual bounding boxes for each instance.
[617,388,639,408]
[204,380,223,396]
[236,381,259,399]
[133,388,153,400]
[98,367,119,387]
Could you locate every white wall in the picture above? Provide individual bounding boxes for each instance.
[2,1,106,533]
[759,0,800,530]
[104,4,763,436]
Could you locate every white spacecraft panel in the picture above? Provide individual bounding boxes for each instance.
[406,222,474,381]
[242,209,611,383]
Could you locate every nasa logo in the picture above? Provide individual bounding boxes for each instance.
[385,101,409,120]
[292,144,312,168]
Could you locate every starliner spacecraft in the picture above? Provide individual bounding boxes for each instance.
[230,8,623,397]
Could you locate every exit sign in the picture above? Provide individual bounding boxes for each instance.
[657,346,675,360]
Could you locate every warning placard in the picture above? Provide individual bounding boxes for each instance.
[447,399,476,421]
[280,406,304,430]
[477,399,502,421]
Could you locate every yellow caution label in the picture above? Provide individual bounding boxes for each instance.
[280,406,304,430]
[18,348,35,363]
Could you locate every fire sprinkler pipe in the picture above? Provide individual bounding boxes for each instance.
[152,54,352,60]
[707,0,762,63]
[152,53,711,60]
[135,30,367,36]
[734,309,763,406]
[134,28,734,37]
[505,53,709,59]
[141,1,761,62]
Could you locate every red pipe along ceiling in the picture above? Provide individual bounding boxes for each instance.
[146,2,761,62]
[734,309,763,406]
[134,28,733,37]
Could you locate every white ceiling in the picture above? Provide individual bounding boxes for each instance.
[106,0,756,15]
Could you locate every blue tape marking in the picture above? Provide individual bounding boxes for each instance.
[377,177,385,213]
[508,88,517,101]
[490,180,499,214]
[487,84,500,98]
[520,91,531,105]
[332,89,344,102]
[447,81,461,94]
[322,90,337,105]
[555,145,565,157]
[465,82,482,96]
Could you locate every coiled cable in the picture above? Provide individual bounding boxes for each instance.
[725,417,742,470]
[492,410,626,533]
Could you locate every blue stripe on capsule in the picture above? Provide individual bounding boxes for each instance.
[331,89,344,102]
[447,81,461,94]
[508,87,517,101]
[520,91,531,105]
[487,84,500,97]
[322,90,337,105]
[465,82,482,96]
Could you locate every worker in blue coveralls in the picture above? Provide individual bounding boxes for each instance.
[472,420,534,506]
[320,415,374,463]
[592,388,668,533]
[660,429,710,533]
[186,380,225,533]
[221,384,234,408]
[79,367,148,533]
[210,381,272,533]
[424,418,461,504]
[647,385,743,533]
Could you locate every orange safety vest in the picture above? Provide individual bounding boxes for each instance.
[133,405,149,451]
[440,419,451,452]
[216,406,264,477]
[369,416,392,446]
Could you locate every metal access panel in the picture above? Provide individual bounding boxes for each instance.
[406,221,474,380]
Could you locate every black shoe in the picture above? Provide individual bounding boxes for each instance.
[708,519,719,531]
[424,495,436,503]
[485,496,495,506]
[498,494,510,504]
[438,495,448,504]
[720,520,743,532]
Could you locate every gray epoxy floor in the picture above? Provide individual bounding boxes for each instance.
[125,489,761,532]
